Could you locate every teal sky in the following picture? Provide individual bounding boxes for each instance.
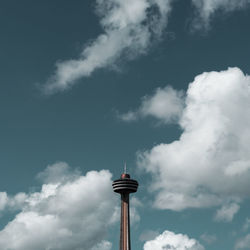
[1,1,250,250]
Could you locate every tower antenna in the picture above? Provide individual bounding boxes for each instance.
[124,162,127,174]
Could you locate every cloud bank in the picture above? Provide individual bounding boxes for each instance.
[0,162,116,250]
[43,0,172,94]
[138,67,250,214]
[119,86,184,124]
[143,230,204,250]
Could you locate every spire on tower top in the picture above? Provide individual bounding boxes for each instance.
[121,162,130,179]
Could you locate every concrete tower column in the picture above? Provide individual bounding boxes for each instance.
[112,172,138,250]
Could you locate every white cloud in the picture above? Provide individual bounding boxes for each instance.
[90,240,112,250]
[0,162,116,250]
[0,193,8,210]
[41,0,250,93]
[43,0,172,94]
[191,0,250,30]
[0,192,27,213]
[243,218,250,231]
[36,161,81,184]
[200,233,217,244]
[138,67,250,212]
[140,229,160,242]
[119,86,184,124]
[130,197,142,224]
[119,110,138,122]
[235,234,250,249]
[214,202,240,222]
[143,230,204,250]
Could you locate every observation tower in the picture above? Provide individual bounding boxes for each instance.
[112,165,139,250]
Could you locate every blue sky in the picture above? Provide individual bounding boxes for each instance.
[1,0,250,249]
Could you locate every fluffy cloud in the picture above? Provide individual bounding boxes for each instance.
[235,234,250,249]
[138,67,250,212]
[119,86,184,124]
[0,192,27,212]
[191,0,250,30]
[44,0,172,94]
[143,230,204,250]
[0,162,116,250]
[214,202,240,222]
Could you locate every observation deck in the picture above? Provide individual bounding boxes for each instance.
[112,173,138,194]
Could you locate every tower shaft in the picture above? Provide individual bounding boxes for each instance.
[112,172,138,250]
[120,193,131,250]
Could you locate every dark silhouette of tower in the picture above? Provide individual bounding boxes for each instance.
[112,168,138,250]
